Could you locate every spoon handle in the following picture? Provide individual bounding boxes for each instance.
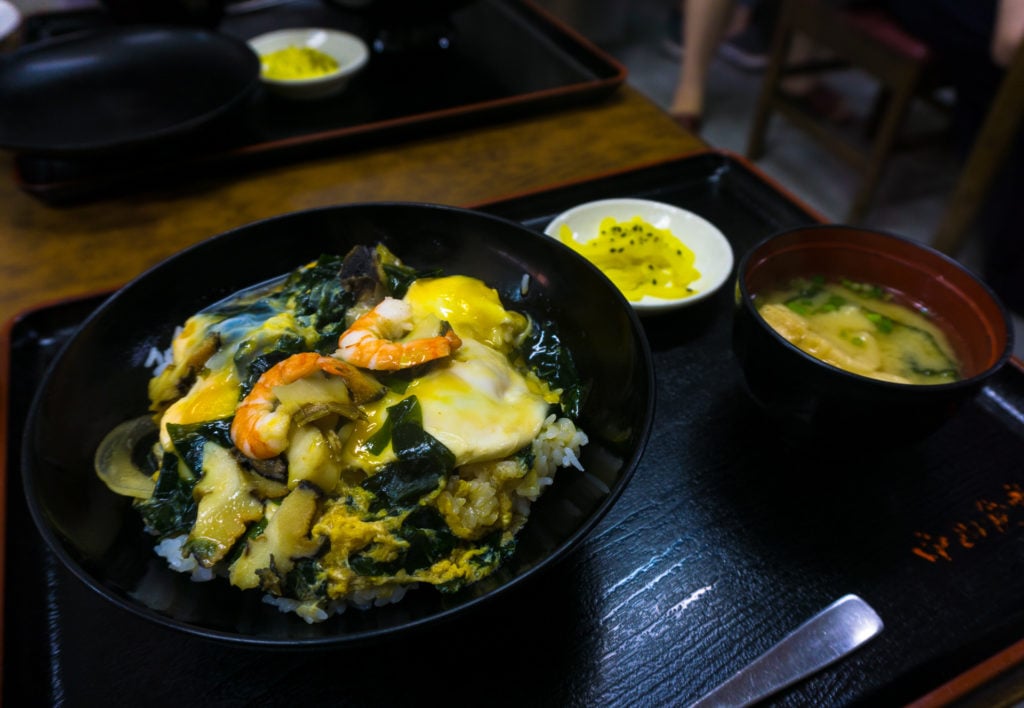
[690,594,884,707]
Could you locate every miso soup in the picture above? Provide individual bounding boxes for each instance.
[755,277,960,384]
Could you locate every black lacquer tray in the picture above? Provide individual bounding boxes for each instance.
[10,0,624,204]
[6,151,1024,706]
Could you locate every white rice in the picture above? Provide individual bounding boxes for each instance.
[152,416,587,622]
[532,414,589,477]
[262,584,410,624]
[153,535,214,582]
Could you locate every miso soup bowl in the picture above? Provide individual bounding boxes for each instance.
[732,225,1014,446]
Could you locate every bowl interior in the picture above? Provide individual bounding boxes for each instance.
[22,203,654,646]
[741,225,1011,379]
[543,198,734,313]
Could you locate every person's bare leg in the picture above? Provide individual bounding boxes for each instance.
[668,0,737,120]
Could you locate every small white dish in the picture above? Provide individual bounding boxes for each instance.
[544,198,734,313]
[247,27,368,100]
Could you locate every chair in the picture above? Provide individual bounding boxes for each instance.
[746,0,949,223]
[931,42,1024,255]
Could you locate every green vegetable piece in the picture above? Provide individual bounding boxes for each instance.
[281,254,356,351]
[364,414,393,456]
[466,531,516,571]
[519,318,585,419]
[785,300,813,316]
[390,398,455,465]
[282,558,327,602]
[235,333,308,397]
[398,506,456,572]
[382,262,442,299]
[865,312,895,334]
[362,457,447,512]
[361,397,454,512]
[350,506,456,577]
[134,452,198,538]
[166,418,234,476]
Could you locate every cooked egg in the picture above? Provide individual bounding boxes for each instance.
[410,339,550,465]
[404,275,528,353]
[158,365,239,450]
[340,280,549,468]
[342,338,550,468]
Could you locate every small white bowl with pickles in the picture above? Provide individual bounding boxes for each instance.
[248,27,369,100]
[543,198,734,314]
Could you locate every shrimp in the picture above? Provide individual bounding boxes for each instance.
[336,296,462,370]
[231,352,384,459]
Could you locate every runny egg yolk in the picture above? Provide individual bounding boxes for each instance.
[403,276,527,353]
[559,216,700,302]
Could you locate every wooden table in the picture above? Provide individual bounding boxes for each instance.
[0,86,701,329]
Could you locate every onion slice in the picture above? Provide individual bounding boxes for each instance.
[94,415,159,500]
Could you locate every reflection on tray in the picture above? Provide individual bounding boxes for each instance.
[12,0,625,204]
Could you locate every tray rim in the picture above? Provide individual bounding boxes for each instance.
[5,149,1024,703]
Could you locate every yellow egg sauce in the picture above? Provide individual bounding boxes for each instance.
[340,276,552,470]
[559,216,701,302]
[97,247,591,623]
[260,46,340,80]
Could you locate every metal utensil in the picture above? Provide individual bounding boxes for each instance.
[690,594,884,707]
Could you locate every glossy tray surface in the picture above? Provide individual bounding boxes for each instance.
[7,152,1024,706]
[12,0,624,203]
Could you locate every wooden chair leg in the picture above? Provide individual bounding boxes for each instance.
[932,43,1024,255]
[846,64,922,223]
[746,0,795,160]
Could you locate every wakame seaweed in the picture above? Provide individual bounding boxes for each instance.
[363,458,447,513]
[282,558,328,602]
[362,397,454,512]
[166,419,235,477]
[282,254,357,349]
[390,397,456,466]
[382,262,443,299]
[520,318,585,419]
[350,506,457,577]
[398,507,456,571]
[135,452,198,537]
[224,254,359,396]
[235,333,309,397]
